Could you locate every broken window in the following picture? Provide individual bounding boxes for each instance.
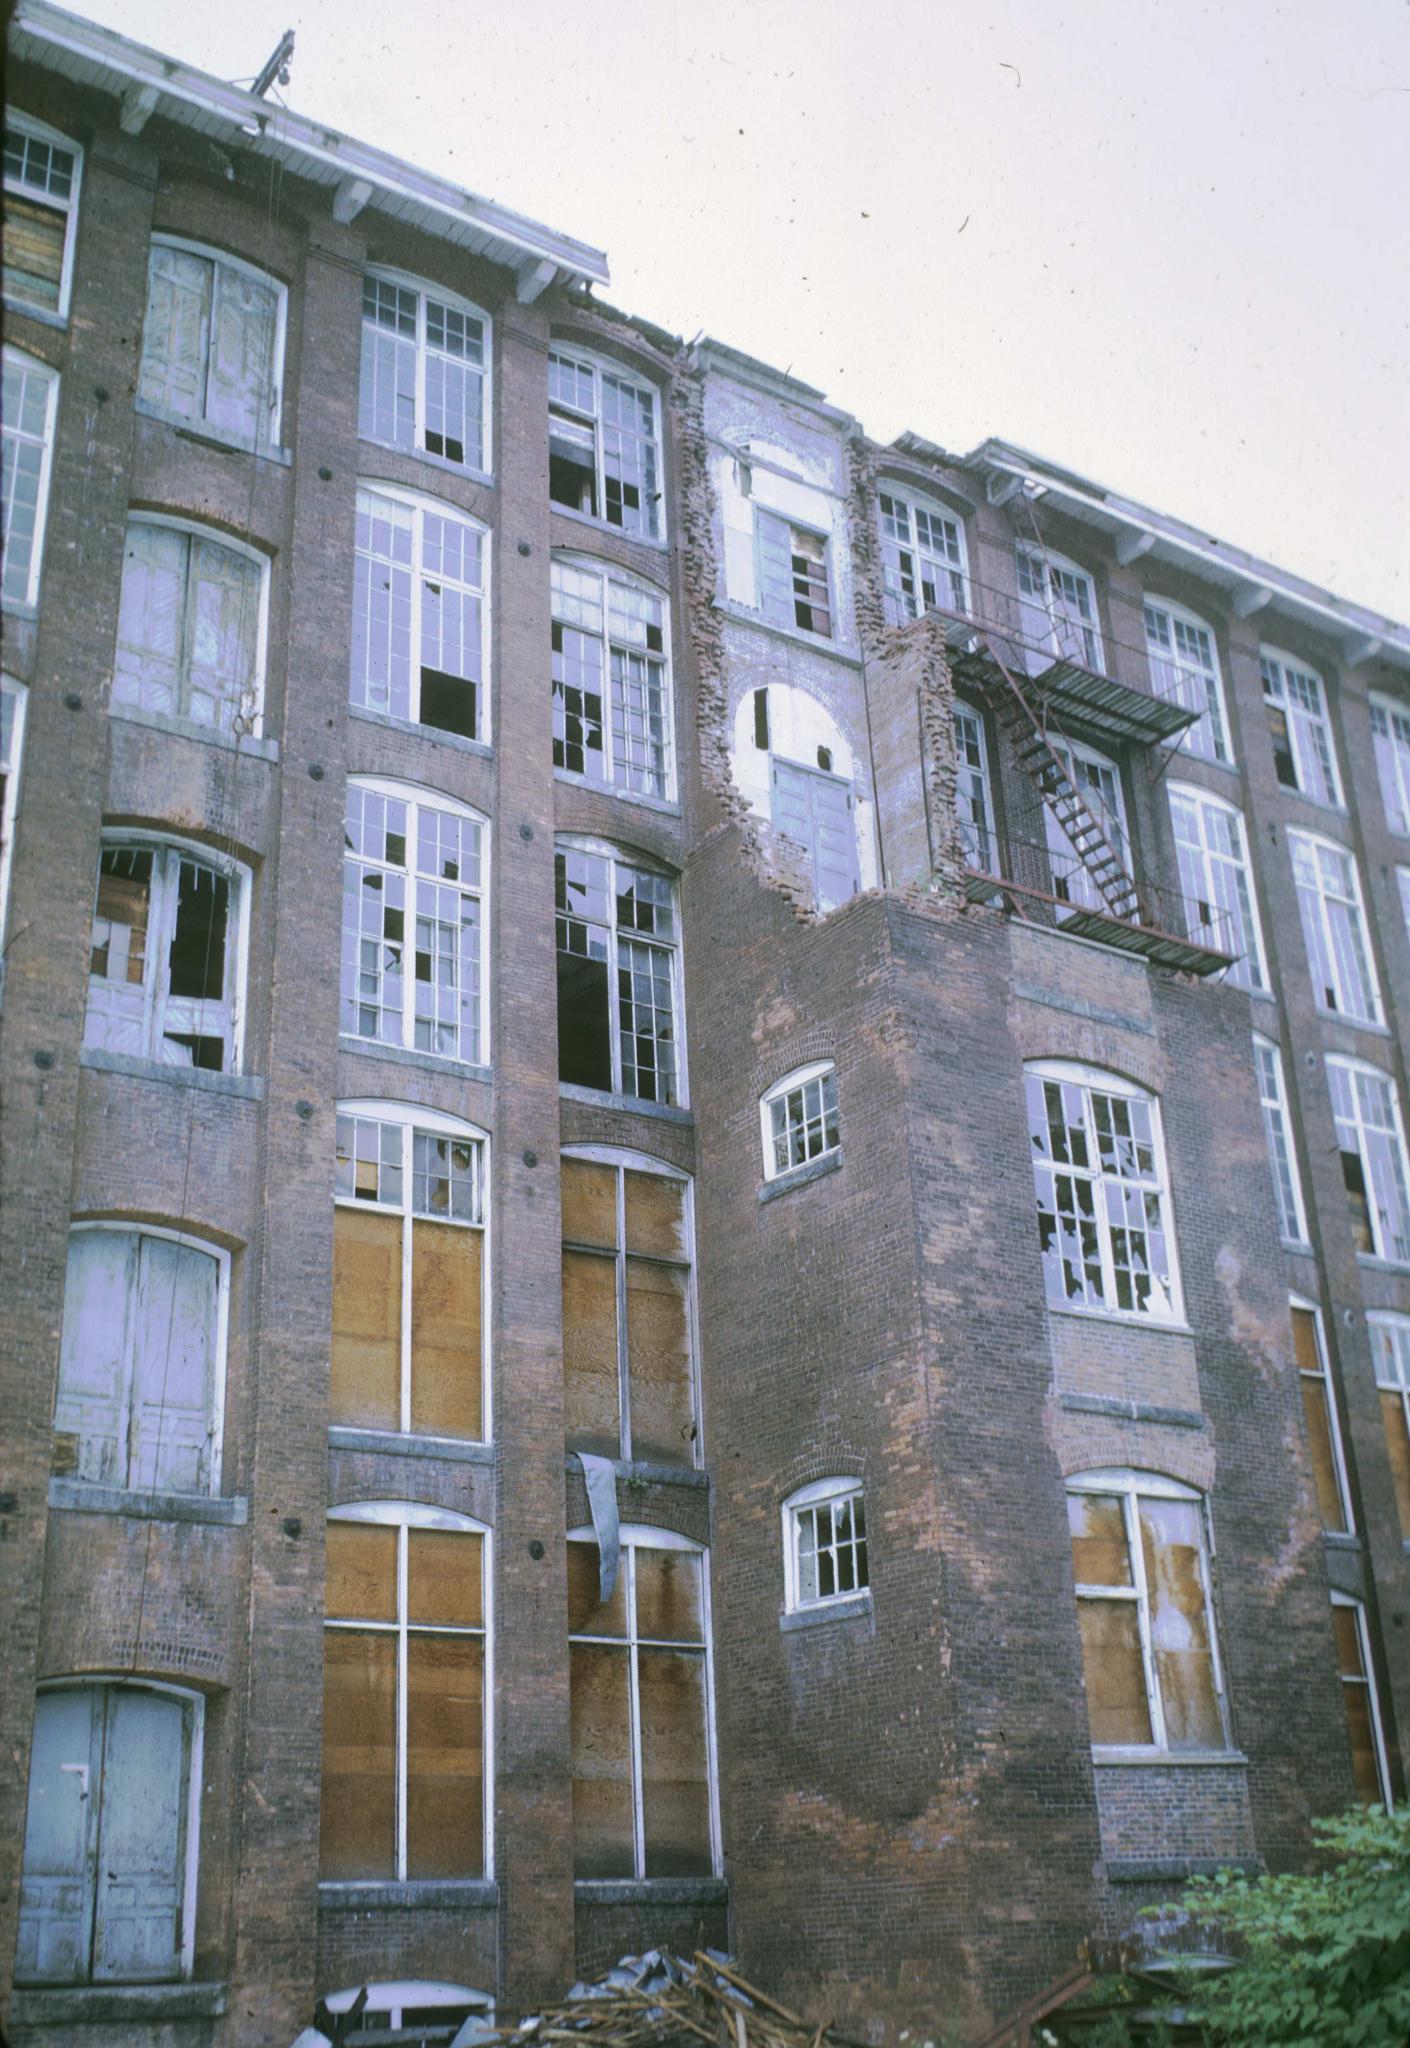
[0,673,27,947]
[342,780,486,1065]
[2,346,59,607]
[17,1683,198,1987]
[83,839,243,1072]
[878,489,967,626]
[113,518,266,736]
[318,1985,494,2043]
[1042,739,1130,918]
[954,701,996,872]
[568,1529,715,1880]
[1143,599,1229,763]
[1260,650,1340,807]
[1016,545,1102,674]
[1328,1058,1410,1264]
[783,1478,868,1611]
[360,270,488,472]
[1068,1470,1228,1754]
[333,1104,486,1441]
[321,1503,487,1882]
[1290,831,1382,1025]
[1331,1595,1391,1806]
[1253,1035,1309,1246]
[1167,784,1266,988]
[548,349,661,538]
[52,1225,224,1494]
[1292,1300,1352,1536]
[352,487,486,739]
[1370,694,1410,837]
[1369,1314,1410,1540]
[756,510,832,637]
[561,1151,696,1466]
[138,239,283,445]
[552,559,672,799]
[761,1062,840,1181]
[1026,1062,1179,1320]
[555,843,680,1105]
[4,116,81,318]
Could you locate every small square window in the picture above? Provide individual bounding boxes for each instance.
[783,1479,869,1612]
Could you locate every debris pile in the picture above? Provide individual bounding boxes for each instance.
[494,1950,861,2048]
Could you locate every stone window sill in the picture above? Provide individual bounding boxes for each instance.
[11,1982,227,2025]
[759,1150,842,1203]
[564,1453,707,1490]
[80,1047,264,1100]
[1092,1749,1248,1768]
[49,1478,248,1525]
[560,1083,692,1123]
[574,1878,726,1906]
[550,502,668,551]
[717,599,863,669]
[1106,1856,1260,1886]
[329,1426,494,1467]
[780,1591,871,1632]
[340,1036,492,1086]
[360,431,494,493]
[109,700,278,760]
[350,704,492,759]
[1058,1392,1204,1431]
[136,396,290,464]
[554,769,681,818]
[319,1880,497,1910]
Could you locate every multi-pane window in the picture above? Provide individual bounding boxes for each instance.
[342,780,486,1066]
[954,701,995,870]
[1253,1035,1309,1246]
[1044,739,1129,915]
[320,1503,488,1881]
[1328,1056,1410,1265]
[1292,1300,1352,1536]
[561,1151,696,1467]
[1168,784,1266,988]
[53,1225,225,1495]
[0,673,27,945]
[3,116,81,318]
[1261,650,1340,807]
[548,349,661,538]
[1368,1314,1410,1540]
[1145,601,1230,764]
[756,510,832,638]
[783,1478,869,1611]
[359,270,488,473]
[1015,545,1101,671]
[1025,1063,1179,1320]
[878,490,967,626]
[568,1528,716,1880]
[17,1684,199,1988]
[1397,870,1410,954]
[351,487,487,740]
[2,346,59,607]
[1370,695,1410,837]
[552,559,672,799]
[761,1062,840,1180]
[555,844,680,1106]
[113,518,266,735]
[1330,1595,1391,1808]
[84,838,246,1072]
[138,240,284,445]
[333,1104,487,1442]
[1289,830,1382,1025]
[1068,1470,1228,1753]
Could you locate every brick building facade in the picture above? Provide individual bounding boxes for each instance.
[2,6,1409,2045]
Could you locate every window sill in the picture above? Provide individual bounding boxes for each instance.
[10,1982,227,2025]
[1057,1392,1205,1431]
[1,597,39,621]
[1272,786,1350,823]
[1106,1855,1260,1886]
[49,1478,248,1525]
[1313,1008,1389,1037]
[554,769,681,817]
[319,1880,497,1911]
[780,1590,872,1632]
[79,1047,264,1099]
[135,396,291,465]
[350,704,492,758]
[1161,740,1239,775]
[1280,1238,1315,1256]
[717,599,863,668]
[574,1878,726,1906]
[329,1426,494,1466]
[1323,1529,1362,1550]
[340,1036,492,1085]
[759,1150,843,1203]
[1046,1302,1192,1337]
[109,700,277,760]
[1,293,69,331]
[1357,1253,1410,1276]
[564,1453,708,1489]
[559,1082,692,1123]
[1092,1749,1247,1768]
[360,432,494,492]
[550,501,667,550]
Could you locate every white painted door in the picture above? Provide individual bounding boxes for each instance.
[16,1689,100,1984]
[772,760,858,912]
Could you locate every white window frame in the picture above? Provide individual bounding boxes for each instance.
[2,345,60,609]
[877,486,968,626]
[755,507,833,639]
[320,1984,494,2036]
[1288,828,1383,1026]
[566,1522,720,1880]
[1369,1312,1410,1541]
[351,483,491,743]
[760,1060,841,1181]
[113,513,271,738]
[83,831,252,1074]
[359,266,491,477]
[1396,868,1410,954]
[548,346,663,540]
[551,554,674,801]
[334,1098,491,1445]
[781,1476,869,1613]
[1,672,28,945]
[953,697,996,872]
[1145,598,1231,766]
[1370,693,1410,838]
[1330,1592,1392,1809]
[1025,1059,1183,1323]
[1068,1468,1231,1757]
[323,1499,494,1884]
[1327,1055,1410,1266]
[341,776,490,1069]
[1291,1294,1354,1536]
[1043,736,1130,915]
[4,111,83,321]
[1015,543,1103,672]
[555,837,685,1108]
[1260,648,1341,808]
[138,235,286,447]
[1167,782,1268,991]
[1253,1034,1309,1247]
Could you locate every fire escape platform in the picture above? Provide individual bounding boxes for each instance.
[961,867,1234,977]
[948,638,1198,747]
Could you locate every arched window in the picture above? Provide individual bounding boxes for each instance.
[878,486,968,625]
[555,839,681,1105]
[352,484,489,741]
[1261,648,1340,807]
[549,347,662,539]
[1016,543,1103,674]
[760,1061,840,1181]
[551,555,673,800]
[360,267,490,475]
[113,514,269,737]
[138,236,285,446]
[1327,1056,1410,1264]
[1167,782,1267,990]
[1288,830,1381,1025]
[4,112,82,319]
[1144,597,1230,766]
[1369,693,1410,836]
[781,1477,868,1612]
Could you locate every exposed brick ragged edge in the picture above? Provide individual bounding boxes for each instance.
[914,618,970,904]
[845,434,893,668]
[669,353,817,924]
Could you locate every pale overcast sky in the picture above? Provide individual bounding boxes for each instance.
[73,0,1410,618]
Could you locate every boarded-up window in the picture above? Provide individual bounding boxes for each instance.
[4,122,80,317]
[83,841,240,1072]
[561,1155,695,1465]
[1370,1315,1410,1540]
[321,1509,486,1881]
[568,1535,713,1880]
[1331,1598,1389,1807]
[138,241,282,444]
[54,1227,222,1494]
[333,1109,486,1440]
[1292,1304,1352,1534]
[113,520,264,735]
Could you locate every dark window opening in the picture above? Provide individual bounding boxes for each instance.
[550,415,598,517]
[1341,1148,1373,1255]
[753,689,770,751]
[423,429,466,465]
[164,1031,226,1071]
[557,948,612,1092]
[1267,704,1298,789]
[168,862,228,1001]
[420,667,477,739]
[817,746,833,773]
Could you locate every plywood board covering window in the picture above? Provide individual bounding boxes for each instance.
[1330,1595,1391,1808]
[1291,1301,1352,1534]
[139,239,284,445]
[3,116,81,318]
[1369,1315,1410,1539]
